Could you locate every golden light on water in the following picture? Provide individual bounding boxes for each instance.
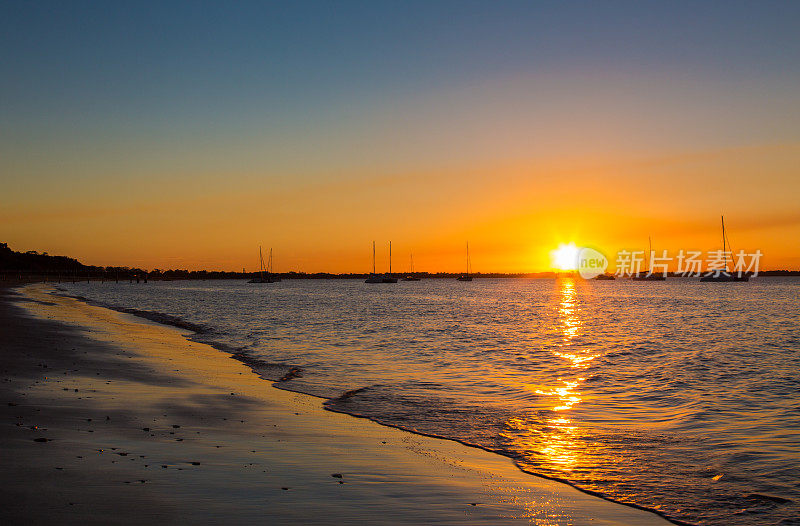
[554,352,597,367]
[535,379,583,411]
[557,278,580,340]
[503,414,584,470]
[504,279,602,470]
[550,279,599,409]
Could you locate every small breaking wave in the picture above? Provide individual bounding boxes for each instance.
[53,289,211,334]
[54,287,307,388]
[230,353,304,382]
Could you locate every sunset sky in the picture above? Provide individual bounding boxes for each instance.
[3,1,799,272]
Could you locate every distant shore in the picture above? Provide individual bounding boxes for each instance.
[3,271,800,284]
[1,283,672,525]
[3,241,799,283]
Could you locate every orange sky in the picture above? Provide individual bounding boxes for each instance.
[4,141,799,272]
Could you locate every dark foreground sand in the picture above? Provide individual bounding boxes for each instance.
[1,283,671,525]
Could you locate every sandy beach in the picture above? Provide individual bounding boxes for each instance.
[1,283,672,525]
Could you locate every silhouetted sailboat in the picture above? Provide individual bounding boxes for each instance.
[402,253,421,281]
[365,241,383,283]
[365,241,397,283]
[700,215,749,282]
[632,236,665,281]
[457,242,473,281]
[248,246,280,283]
[383,241,398,283]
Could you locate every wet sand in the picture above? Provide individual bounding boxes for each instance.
[1,283,672,525]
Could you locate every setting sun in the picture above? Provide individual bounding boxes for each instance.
[551,243,580,271]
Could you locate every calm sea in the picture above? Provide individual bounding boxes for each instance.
[56,277,800,525]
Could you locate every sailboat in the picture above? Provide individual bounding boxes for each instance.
[266,248,281,282]
[365,241,383,283]
[248,246,280,283]
[365,241,398,283]
[632,236,665,281]
[456,242,473,281]
[383,241,398,283]
[402,253,421,281]
[700,215,749,282]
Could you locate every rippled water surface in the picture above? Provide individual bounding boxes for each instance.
[57,277,800,525]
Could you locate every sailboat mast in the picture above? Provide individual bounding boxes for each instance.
[372,241,376,274]
[466,242,470,274]
[259,245,264,280]
[269,248,273,274]
[648,236,652,271]
[389,241,392,275]
[722,215,727,271]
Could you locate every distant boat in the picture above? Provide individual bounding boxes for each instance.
[383,241,398,283]
[365,241,397,283]
[700,215,749,282]
[402,253,421,281]
[365,241,383,283]
[594,274,616,280]
[632,236,665,281]
[248,246,280,283]
[457,242,473,281]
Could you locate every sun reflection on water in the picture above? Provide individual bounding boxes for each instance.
[503,414,585,471]
[547,278,598,412]
[558,279,580,340]
[504,278,601,471]
[534,378,585,411]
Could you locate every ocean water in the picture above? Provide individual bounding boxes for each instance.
[56,277,800,525]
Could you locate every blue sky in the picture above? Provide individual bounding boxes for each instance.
[4,1,799,131]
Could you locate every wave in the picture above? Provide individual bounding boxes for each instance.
[53,289,211,334]
[229,352,304,383]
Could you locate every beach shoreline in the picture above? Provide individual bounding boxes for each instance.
[1,283,672,525]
